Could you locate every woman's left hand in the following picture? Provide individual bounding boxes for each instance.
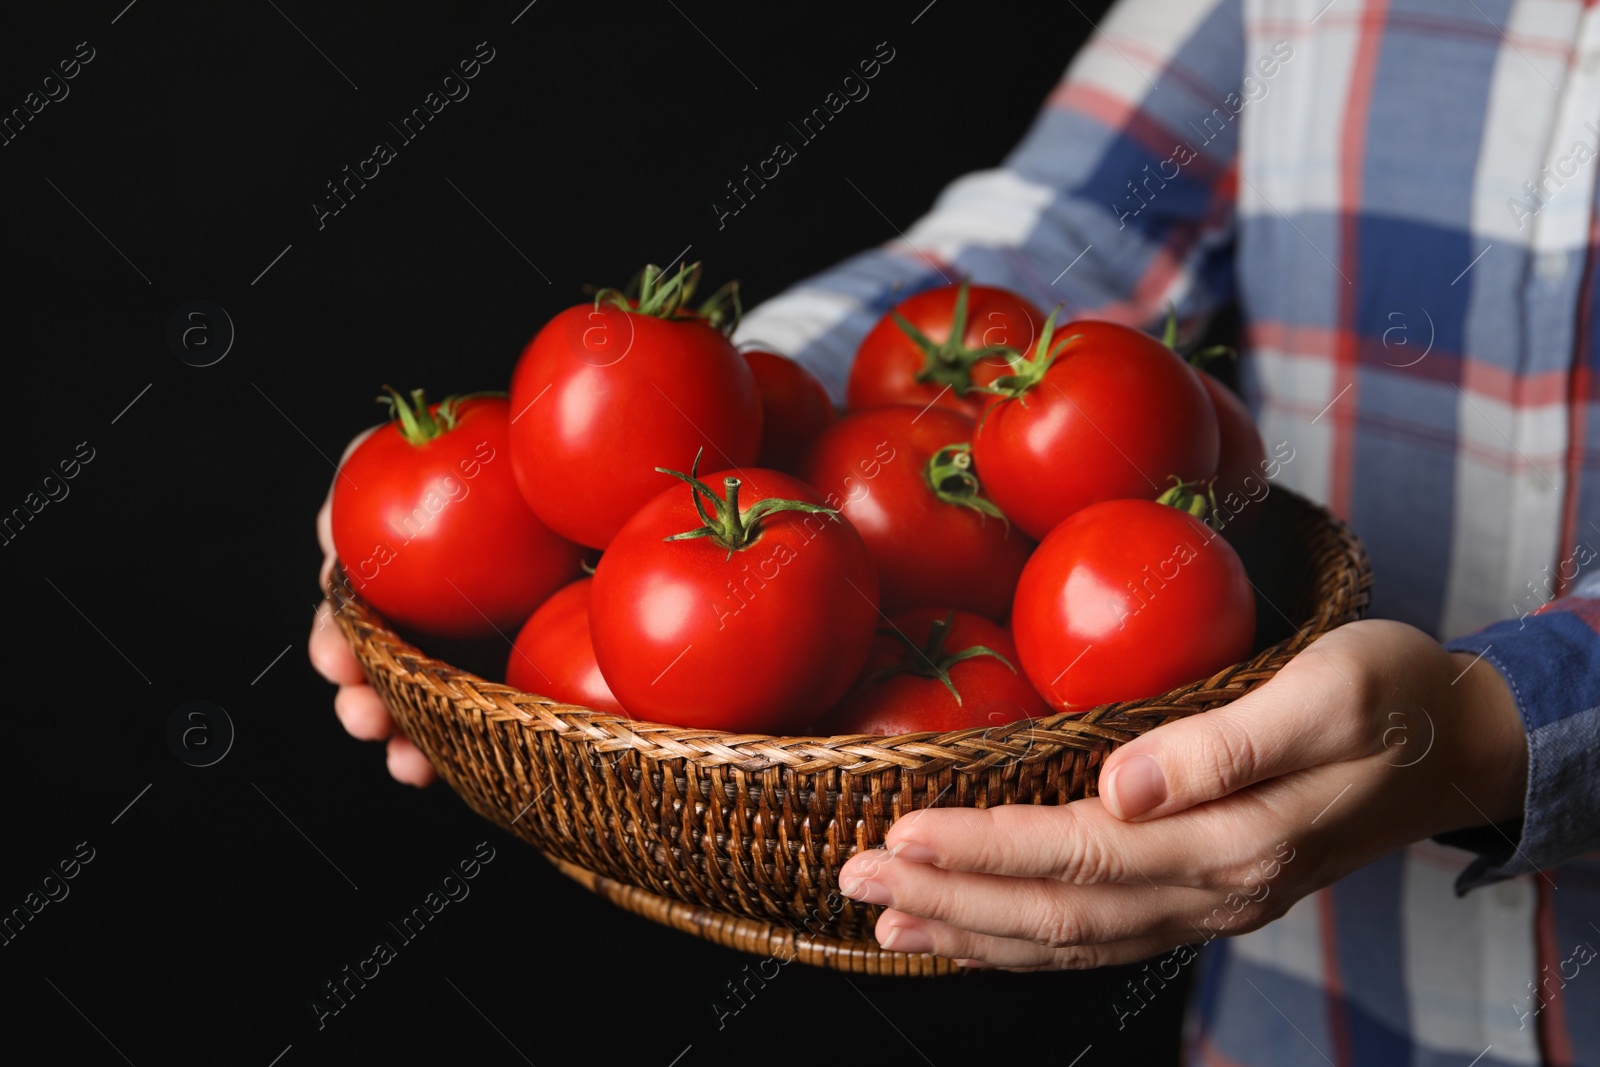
[835,619,1527,969]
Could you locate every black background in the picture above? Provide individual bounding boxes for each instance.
[0,2,1207,1064]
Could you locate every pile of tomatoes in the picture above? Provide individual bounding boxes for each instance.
[331,264,1270,737]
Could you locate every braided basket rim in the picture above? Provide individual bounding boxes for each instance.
[328,485,1372,775]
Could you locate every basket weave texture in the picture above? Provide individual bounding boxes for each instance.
[330,486,1370,975]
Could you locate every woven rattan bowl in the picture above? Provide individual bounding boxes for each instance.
[329,485,1369,976]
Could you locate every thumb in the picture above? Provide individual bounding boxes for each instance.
[319,423,383,588]
[1097,661,1370,821]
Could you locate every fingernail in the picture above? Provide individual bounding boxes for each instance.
[880,925,933,954]
[838,850,884,887]
[1108,754,1166,818]
[890,842,937,864]
[841,878,892,906]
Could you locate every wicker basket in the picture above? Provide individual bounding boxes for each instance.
[329,485,1369,976]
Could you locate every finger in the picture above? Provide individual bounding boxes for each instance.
[869,800,1233,888]
[334,685,393,741]
[317,492,335,563]
[317,495,336,589]
[319,424,382,587]
[308,602,366,686]
[1098,640,1377,821]
[386,735,436,787]
[840,856,1207,947]
[875,911,1179,970]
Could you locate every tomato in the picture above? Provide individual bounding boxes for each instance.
[332,389,585,640]
[971,316,1220,541]
[508,263,761,549]
[1196,370,1269,540]
[1011,498,1254,711]
[800,405,1031,620]
[817,609,1049,735]
[505,578,626,714]
[743,349,836,473]
[847,280,1042,420]
[589,457,878,732]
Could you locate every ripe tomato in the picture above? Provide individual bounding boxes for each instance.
[1011,498,1254,711]
[847,280,1042,420]
[742,349,836,473]
[508,264,761,549]
[332,389,585,640]
[505,578,626,714]
[972,316,1220,540]
[800,405,1031,620]
[589,457,878,732]
[1197,370,1269,540]
[817,609,1048,735]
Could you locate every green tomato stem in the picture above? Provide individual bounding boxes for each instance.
[658,449,838,556]
[591,262,742,335]
[898,278,1014,393]
[925,443,1009,524]
[978,307,1080,403]
[870,610,1018,706]
[377,385,507,446]
[1156,474,1220,526]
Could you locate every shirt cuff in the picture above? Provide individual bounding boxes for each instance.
[1437,595,1600,894]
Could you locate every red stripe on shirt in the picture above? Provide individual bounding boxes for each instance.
[1049,83,1227,181]
[1318,891,1355,1067]
[1537,592,1600,630]
[1118,159,1235,322]
[1329,0,1391,520]
[1100,34,1217,101]
[1195,1032,1256,1067]
[1254,13,1576,59]
[1535,873,1576,1067]
[1247,319,1573,407]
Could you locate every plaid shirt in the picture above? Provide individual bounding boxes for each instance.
[733,0,1600,1062]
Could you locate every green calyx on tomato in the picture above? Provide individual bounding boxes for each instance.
[656,448,838,556]
[981,307,1081,403]
[1156,474,1220,525]
[867,610,1016,706]
[895,277,1013,393]
[1160,303,1236,369]
[925,442,1008,524]
[377,385,508,446]
[593,261,743,334]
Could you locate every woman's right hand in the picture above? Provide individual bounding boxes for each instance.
[306,428,437,787]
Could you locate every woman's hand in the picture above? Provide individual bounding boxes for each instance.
[836,619,1527,969]
[306,427,437,787]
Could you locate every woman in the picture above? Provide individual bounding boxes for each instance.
[310,2,1600,1062]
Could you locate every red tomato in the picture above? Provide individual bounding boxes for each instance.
[1011,498,1254,711]
[332,390,585,640]
[800,405,1031,620]
[508,264,761,549]
[847,280,1042,420]
[506,578,626,715]
[817,609,1049,735]
[1197,371,1269,540]
[743,349,836,473]
[972,316,1220,540]
[589,459,878,732]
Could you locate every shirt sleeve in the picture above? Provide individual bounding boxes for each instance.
[731,0,1247,403]
[1436,569,1600,893]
